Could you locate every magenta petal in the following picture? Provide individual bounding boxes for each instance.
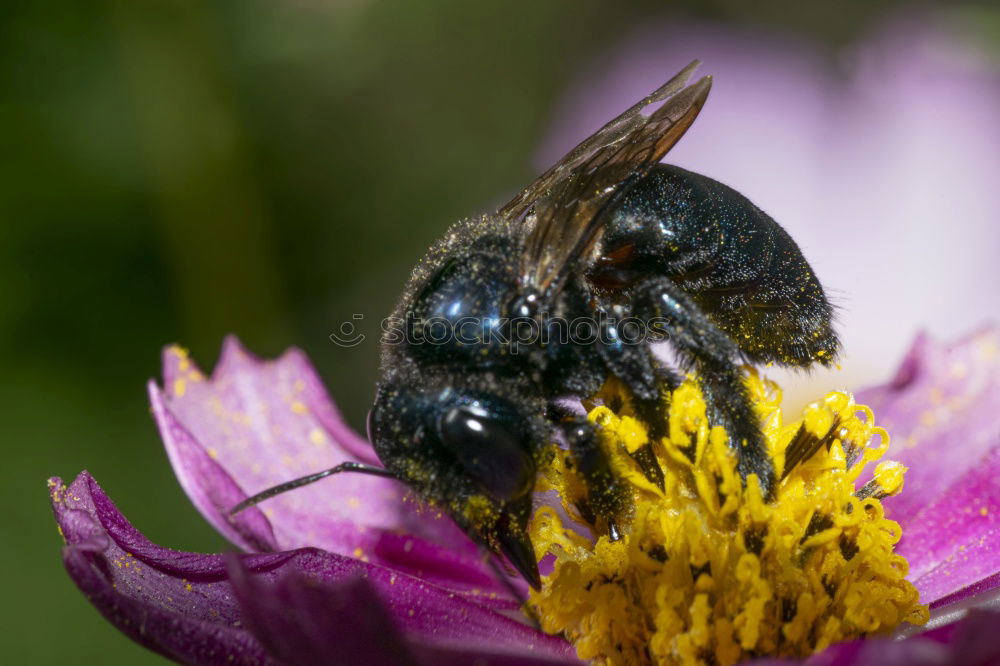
[854,329,1000,601]
[227,563,421,666]
[50,472,278,665]
[149,380,278,553]
[51,471,577,665]
[152,370,508,596]
[898,443,1000,605]
[152,338,487,574]
[162,336,376,464]
[930,572,1000,614]
[155,337,403,551]
[237,549,576,661]
[852,329,1000,609]
[228,559,575,666]
[857,329,1000,528]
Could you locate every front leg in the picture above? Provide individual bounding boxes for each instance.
[631,276,776,495]
[595,321,680,490]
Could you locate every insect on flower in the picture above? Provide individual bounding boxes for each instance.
[233,61,839,591]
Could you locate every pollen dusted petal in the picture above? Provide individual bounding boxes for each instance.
[49,472,282,665]
[854,329,1000,606]
[149,378,279,553]
[152,338,493,589]
[50,472,580,666]
[900,444,1000,606]
[529,372,927,665]
[857,329,1000,530]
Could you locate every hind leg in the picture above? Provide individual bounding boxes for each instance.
[630,276,776,495]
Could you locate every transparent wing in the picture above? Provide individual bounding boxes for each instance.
[502,61,711,295]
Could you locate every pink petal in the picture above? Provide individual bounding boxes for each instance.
[228,559,578,666]
[849,328,1000,608]
[149,379,278,553]
[50,472,577,665]
[856,330,1000,527]
[899,444,1000,605]
[152,337,514,597]
[50,472,283,665]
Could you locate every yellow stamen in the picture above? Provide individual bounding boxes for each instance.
[530,371,928,666]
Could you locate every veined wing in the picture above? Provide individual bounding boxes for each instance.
[502,61,711,296]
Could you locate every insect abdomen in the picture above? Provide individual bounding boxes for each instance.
[601,164,838,367]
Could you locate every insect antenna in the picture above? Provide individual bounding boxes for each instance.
[233,463,546,623]
[229,462,397,516]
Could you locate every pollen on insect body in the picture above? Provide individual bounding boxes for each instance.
[529,371,927,666]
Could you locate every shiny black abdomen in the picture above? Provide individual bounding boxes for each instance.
[596,164,837,367]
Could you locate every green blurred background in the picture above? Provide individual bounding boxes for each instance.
[2,1,997,663]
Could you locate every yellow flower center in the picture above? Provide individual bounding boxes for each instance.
[529,371,928,666]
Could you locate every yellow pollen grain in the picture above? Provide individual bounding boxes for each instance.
[309,428,327,446]
[873,461,906,496]
[529,371,928,666]
[290,400,308,414]
[981,507,989,516]
[173,378,187,397]
[353,547,364,558]
[207,448,218,460]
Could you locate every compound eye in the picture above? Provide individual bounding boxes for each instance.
[439,404,535,502]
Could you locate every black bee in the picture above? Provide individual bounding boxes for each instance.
[234,62,838,590]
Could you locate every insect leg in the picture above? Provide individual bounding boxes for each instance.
[631,276,776,496]
[597,330,683,490]
[562,417,628,541]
